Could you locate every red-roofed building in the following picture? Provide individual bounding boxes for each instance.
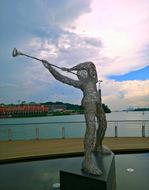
[0,105,49,118]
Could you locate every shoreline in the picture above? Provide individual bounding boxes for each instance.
[0,137,149,163]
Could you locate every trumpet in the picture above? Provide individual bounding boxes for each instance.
[12,48,77,75]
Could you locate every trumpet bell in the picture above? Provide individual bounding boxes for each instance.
[12,48,18,57]
[12,48,23,57]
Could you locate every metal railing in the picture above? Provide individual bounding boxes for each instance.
[0,120,149,141]
[111,120,148,138]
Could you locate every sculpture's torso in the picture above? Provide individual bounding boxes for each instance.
[81,81,100,107]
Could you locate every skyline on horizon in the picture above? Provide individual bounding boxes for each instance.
[0,0,149,110]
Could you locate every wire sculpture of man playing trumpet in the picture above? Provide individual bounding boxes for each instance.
[42,60,110,176]
[12,48,110,176]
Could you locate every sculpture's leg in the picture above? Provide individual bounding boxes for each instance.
[82,108,102,176]
[94,104,111,154]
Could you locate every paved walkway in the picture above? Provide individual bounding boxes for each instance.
[0,137,149,163]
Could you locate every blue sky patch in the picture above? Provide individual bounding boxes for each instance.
[108,66,149,81]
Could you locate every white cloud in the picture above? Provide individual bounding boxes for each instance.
[102,79,149,110]
[24,32,103,79]
[73,0,149,76]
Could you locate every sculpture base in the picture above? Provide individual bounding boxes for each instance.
[60,152,116,190]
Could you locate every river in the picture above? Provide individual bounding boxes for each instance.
[0,111,149,140]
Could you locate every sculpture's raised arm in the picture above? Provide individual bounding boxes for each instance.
[42,60,81,89]
[69,61,93,71]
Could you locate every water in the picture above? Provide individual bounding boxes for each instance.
[0,153,148,190]
[0,111,149,140]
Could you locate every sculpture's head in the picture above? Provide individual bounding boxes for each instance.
[76,62,98,82]
[77,69,88,80]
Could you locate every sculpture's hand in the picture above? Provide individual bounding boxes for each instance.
[42,60,51,69]
[61,67,71,72]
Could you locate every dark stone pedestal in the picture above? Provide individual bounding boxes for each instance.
[60,152,116,190]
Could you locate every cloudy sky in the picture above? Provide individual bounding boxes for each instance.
[0,0,149,110]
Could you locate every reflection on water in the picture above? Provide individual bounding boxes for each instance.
[0,153,148,190]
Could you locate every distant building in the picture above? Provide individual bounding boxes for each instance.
[0,105,49,118]
[48,104,66,112]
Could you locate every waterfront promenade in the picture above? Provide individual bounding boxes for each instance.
[0,137,149,163]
